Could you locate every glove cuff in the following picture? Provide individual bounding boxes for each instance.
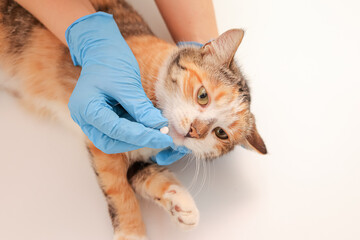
[65,11,117,66]
[176,41,203,48]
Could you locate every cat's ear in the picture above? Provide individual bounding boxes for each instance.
[202,29,244,67]
[244,121,267,155]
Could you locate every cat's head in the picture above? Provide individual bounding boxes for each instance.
[156,29,267,160]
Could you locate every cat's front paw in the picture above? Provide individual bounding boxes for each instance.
[163,185,199,230]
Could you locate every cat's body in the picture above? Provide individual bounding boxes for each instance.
[0,0,266,239]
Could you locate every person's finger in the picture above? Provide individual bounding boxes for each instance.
[82,124,141,154]
[134,100,168,129]
[111,103,134,121]
[85,99,173,149]
[111,82,169,129]
[153,147,189,165]
[171,145,190,154]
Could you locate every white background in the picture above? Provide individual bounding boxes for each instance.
[1,0,360,239]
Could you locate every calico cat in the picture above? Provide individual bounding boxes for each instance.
[0,0,267,239]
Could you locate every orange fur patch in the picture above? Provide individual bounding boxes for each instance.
[214,91,227,101]
[126,35,176,106]
[20,28,78,103]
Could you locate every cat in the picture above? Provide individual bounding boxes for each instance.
[0,0,267,239]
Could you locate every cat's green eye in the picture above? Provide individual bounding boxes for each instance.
[214,127,228,139]
[197,86,209,106]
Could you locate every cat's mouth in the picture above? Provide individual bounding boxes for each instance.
[168,124,186,146]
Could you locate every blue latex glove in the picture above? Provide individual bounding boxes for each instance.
[177,41,203,48]
[152,146,189,165]
[65,12,188,164]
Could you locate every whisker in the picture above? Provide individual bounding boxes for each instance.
[207,160,214,191]
[188,154,199,193]
[194,157,207,198]
[179,154,192,172]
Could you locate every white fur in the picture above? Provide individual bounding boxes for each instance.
[31,96,84,136]
[1,68,84,137]
[128,147,162,163]
[0,67,20,95]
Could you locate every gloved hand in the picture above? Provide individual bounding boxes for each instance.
[152,145,189,165]
[66,12,188,164]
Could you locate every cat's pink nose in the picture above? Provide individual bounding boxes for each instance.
[186,125,200,138]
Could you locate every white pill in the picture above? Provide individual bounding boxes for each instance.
[160,126,169,134]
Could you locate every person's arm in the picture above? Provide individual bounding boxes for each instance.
[155,0,219,44]
[14,0,183,161]
[15,0,95,45]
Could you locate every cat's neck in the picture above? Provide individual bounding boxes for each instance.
[126,35,177,107]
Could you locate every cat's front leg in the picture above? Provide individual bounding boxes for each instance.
[128,162,199,230]
[87,144,148,240]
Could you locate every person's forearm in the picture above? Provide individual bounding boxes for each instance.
[15,0,95,45]
[155,0,218,44]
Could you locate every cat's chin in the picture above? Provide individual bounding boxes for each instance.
[168,125,186,146]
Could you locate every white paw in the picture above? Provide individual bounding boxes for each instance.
[163,185,199,230]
